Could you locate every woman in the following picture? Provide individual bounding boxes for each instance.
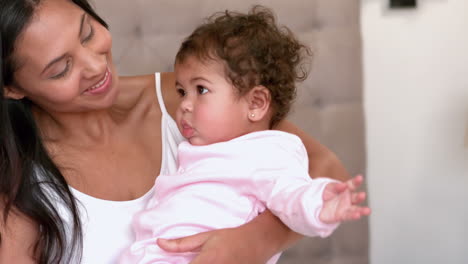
[0,0,350,263]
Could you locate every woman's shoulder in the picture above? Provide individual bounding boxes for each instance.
[113,74,157,115]
[116,73,179,118]
[118,74,155,101]
[159,72,180,119]
[119,74,155,90]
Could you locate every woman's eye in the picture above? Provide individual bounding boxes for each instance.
[197,85,208,95]
[177,88,186,97]
[51,59,72,79]
[82,23,94,43]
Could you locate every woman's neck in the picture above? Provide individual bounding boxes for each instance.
[32,74,155,147]
[33,106,121,148]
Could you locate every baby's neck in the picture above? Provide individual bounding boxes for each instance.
[238,119,271,138]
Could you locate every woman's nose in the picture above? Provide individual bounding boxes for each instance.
[80,49,107,79]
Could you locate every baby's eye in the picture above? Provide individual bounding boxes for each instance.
[177,88,186,97]
[197,85,208,95]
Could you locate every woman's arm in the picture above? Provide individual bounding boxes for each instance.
[158,210,300,263]
[275,120,350,181]
[0,209,38,263]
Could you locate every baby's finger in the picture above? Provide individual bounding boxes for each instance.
[335,182,348,193]
[341,208,362,221]
[323,182,347,201]
[342,206,371,221]
[351,192,367,205]
[359,207,372,216]
[351,207,371,218]
[347,175,364,191]
[326,181,347,194]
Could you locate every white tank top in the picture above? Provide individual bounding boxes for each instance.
[69,72,185,263]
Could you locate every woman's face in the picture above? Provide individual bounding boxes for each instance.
[7,0,119,113]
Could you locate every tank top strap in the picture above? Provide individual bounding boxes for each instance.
[154,72,185,175]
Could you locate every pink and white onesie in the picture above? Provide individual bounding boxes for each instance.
[120,130,338,264]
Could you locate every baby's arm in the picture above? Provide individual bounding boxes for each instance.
[251,134,368,237]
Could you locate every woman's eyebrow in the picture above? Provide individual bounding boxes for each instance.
[41,13,86,74]
[41,54,67,74]
[78,13,87,37]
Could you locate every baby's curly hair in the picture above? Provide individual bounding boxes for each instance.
[175,5,312,127]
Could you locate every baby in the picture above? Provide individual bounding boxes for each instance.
[121,6,370,264]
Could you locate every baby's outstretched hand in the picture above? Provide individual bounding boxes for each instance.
[319,175,371,224]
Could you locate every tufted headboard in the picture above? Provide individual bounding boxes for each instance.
[93,0,368,263]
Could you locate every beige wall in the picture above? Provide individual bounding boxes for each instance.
[362,0,468,263]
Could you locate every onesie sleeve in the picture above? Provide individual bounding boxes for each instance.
[250,134,340,237]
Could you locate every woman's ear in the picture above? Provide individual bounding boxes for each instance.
[3,85,25,100]
[246,85,271,122]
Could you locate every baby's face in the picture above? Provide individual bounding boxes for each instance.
[174,56,251,146]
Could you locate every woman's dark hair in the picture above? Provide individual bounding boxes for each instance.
[0,0,108,263]
[176,5,312,128]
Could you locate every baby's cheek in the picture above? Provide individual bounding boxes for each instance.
[197,105,219,125]
[175,109,183,124]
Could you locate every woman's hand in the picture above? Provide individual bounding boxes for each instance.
[158,228,264,264]
[157,210,298,264]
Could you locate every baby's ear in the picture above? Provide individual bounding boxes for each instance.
[246,85,271,122]
[3,85,25,100]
